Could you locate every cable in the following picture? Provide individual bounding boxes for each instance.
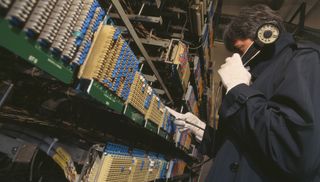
[188,40,206,50]
[190,157,212,169]
[28,148,39,181]
[186,83,222,170]
[184,119,205,130]
[213,82,223,130]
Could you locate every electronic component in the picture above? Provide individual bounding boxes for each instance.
[50,0,84,55]
[166,159,186,178]
[158,156,168,180]
[128,149,149,182]
[24,0,58,38]
[0,0,14,12]
[87,153,102,182]
[172,159,187,177]
[151,61,185,105]
[185,84,199,116]
[38,0,72,47]
[126,72,151,115]
[145,94,165,127]
[70,5,105,65]
[169,40,190,92]
[79,24,140,101]
[62,0,96,61]
[190,3,204,36]
[242,22,281,65]
[5,0,105,65]
[145,153,162,182]
[5,0,37,27]
[174,127,192,150]
[161,108,175,134]
[94,143,132,182]
[193,56,204,100]
[80,143,173,182]
[78,24,116,80]
[257,22,280,45]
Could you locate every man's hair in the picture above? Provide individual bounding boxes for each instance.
[223,4,285,52]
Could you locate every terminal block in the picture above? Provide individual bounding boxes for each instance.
[91,143,133,182]
[158,156,169,180]
[167,39,190,92]
[145,153,162,182]
[185,84,199,116]
[70,6,105,65]
[24,0,58,38]
[161,108,176,134]
[174,128,192,150]
[0,0,14,12]
[166,159,187,178]
[145,94,165,127]
[50,0,85,55]
[62,0,98,62]
[5,0,37,27]
[128,149,149,182]
[38,0,72,47]
[79,24,117,80]
[79,24,139,99]
[126,72,151,115]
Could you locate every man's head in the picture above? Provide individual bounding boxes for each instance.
[223,4,285,54]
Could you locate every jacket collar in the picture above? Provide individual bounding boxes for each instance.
[249,32,296,80]
[272,32,296,58]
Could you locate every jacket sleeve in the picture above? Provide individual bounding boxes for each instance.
[198,125,216,158]
[219,49,320,178]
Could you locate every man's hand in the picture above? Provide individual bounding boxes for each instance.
[166,107,206,141]
[218,53,251,93]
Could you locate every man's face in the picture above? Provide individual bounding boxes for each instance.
[233,39,254,55]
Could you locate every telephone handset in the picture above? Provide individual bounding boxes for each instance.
[241,22,280,66]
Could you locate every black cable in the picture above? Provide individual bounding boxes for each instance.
[190,157,212,169]
[177,119,205,131]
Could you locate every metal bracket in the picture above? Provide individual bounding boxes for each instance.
[111,0,173,104]
[109,13,163,24]
[143,74,157,82]
[0,133,37,162]
[153,88,165,95]
[288,2,306,34]
[0,82,13,109]
[140,38,170,47]
[155,0,161,8]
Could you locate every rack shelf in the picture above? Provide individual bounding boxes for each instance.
[0,59,199,164]
[86,80,124,113]
[123,104,145,126]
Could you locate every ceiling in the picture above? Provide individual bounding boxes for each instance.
[220,0,320,30]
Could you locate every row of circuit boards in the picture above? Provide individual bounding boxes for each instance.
[0,0,177,138]
[82,142,187,182]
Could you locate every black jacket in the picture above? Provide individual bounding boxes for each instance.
[201,33,320,182]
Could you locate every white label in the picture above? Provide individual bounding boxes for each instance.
[28,55,38,64]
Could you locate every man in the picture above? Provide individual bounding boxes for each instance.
[167,4,320,181]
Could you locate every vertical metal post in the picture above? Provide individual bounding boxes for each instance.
[111,0,174,104]
[138,3,145,15]
[213,0,223,40]
[288,2,306,35]
[0,83,13,109]
[297,2,306,34]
